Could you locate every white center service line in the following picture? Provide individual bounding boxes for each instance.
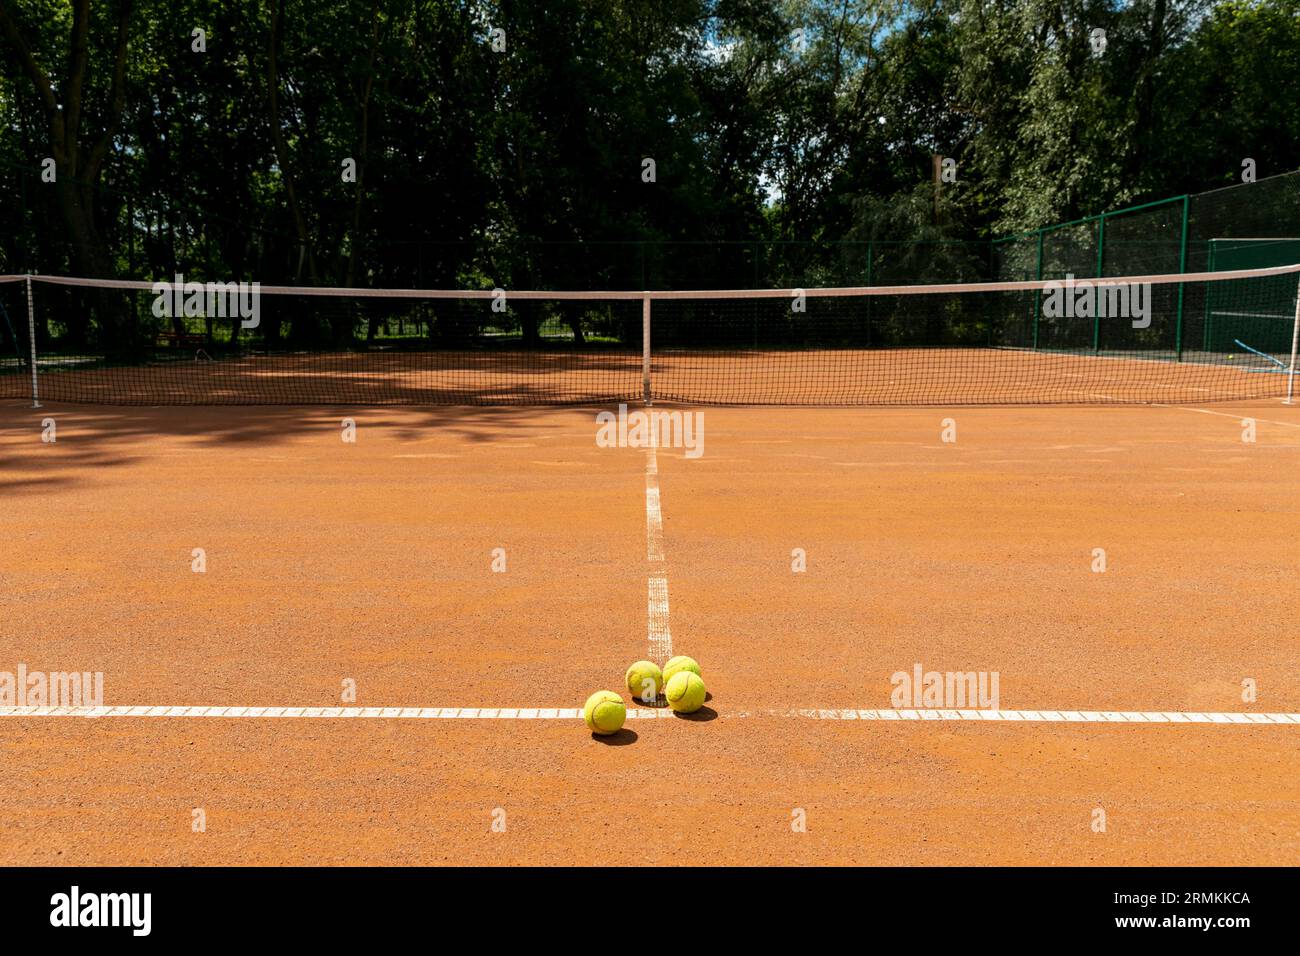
[645,478,663,563]
[645,423,672,660]
[647,575,672,660]
[2,707,1297,724]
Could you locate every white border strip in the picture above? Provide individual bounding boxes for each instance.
[1,706,1296,723]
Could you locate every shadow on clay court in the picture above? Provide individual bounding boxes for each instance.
[592,729,639,746]
[0,400,606,495]
[672,706,718,722]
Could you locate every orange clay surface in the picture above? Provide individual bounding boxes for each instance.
[4,347,1285,406]
[1,398,1298,865]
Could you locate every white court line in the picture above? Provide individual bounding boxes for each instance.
[1152,404,1300,429]
[645,482,664,561]
[647,575,672,660]
[645,422,664,561]
[1,706,1296,723]
[770,709,1300,723]
[644,422,672,660]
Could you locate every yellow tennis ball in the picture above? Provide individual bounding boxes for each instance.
[664,671,706,714]
[625,660,664,703]
[662,655,701,685]
[582,690,626,734]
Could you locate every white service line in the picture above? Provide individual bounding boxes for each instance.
[2,706,1297,723]
[1152,404,1300,429]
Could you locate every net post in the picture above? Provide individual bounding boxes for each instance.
[25,275,41,408]
[642,295,652,406]
[1286,280,1300,405]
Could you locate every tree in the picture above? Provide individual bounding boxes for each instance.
[1,0,135,349]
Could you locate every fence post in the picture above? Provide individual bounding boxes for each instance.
[26,275,41,408]
[1033,230,1044,349]
[1176,194,1189,361]
[1205,233,1216,352]
[1092,214,1105,353]
[865,240,874,346]
[1285,285,1299,404]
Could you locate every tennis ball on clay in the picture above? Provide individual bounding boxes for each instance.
[625,660,664,703]
[662,655,702,685]
[664,671,707,714]
[582,690,627,735]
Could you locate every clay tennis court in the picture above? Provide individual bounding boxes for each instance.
[2,388,1297,865]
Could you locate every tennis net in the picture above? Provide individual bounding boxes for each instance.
[2,265,1298,406]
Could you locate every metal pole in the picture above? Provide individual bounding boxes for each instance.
[1175,194,1189,361]
[1286,284,1299,405]
[1034,230,1044,349]
[642,296,652,406]
[865,240,873,347]
[1205,236,1215,351]
[25,275,41,408]
[1092,214,1104,353]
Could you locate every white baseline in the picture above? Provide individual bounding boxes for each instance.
[1,706,1297,724]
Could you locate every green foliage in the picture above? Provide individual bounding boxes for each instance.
[0,0,1297,300]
